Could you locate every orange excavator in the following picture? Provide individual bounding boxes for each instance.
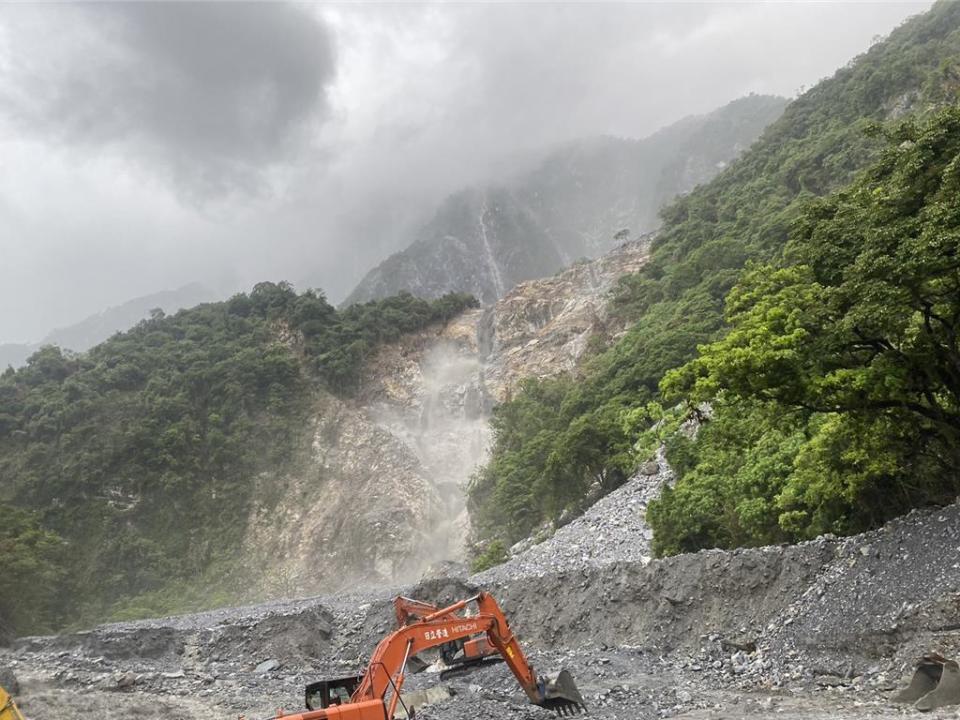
[276,591,586,719]
[392,596,502,678]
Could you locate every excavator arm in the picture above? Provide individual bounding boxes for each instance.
[392,597,441,627]
[278,592,585,720]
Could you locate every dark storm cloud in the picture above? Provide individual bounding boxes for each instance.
[292,2,931,299]
[0,2,933,343]
[0,2,335,198]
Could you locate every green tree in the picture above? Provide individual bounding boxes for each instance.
[468,3,960,558]
[0,285,477,632]
[653,107,960,552]
[0,504,65,637]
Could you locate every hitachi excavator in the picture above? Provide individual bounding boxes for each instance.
[275,591,586,719]
[0,686,26,720]
[392,596,503,679]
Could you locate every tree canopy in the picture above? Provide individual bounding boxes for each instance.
[468,2,960,554]
[0,285,476,633]
[650,107,960,554]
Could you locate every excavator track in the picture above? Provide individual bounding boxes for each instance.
[438,655,505,680]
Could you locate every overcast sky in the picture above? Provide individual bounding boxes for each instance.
[0,1,932,343]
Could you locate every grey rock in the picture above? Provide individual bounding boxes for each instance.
[347,96,787,307]
[639,461,660,476]
[254,659,280,674]
[0,666,18,694]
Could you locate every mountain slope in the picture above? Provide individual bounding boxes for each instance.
[346,94,787,306]
[470,0,960,547]
[0,283,216,370]
[650,105,960,553]
[0,239,653,636]
[0,285,476,633]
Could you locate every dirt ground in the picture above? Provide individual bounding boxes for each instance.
[7,644,957,720]
[4,493,959,719]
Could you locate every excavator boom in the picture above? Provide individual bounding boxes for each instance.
[278,591,585,719]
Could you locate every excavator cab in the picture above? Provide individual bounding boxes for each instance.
[305,675,364,710]
[441,635,495,664]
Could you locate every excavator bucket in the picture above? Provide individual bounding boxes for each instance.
[893,656,943,704]
[916,658,960,711]
[536,670,587,715]
[893,654,960,711]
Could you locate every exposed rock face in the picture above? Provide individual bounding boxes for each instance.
[345,95,787,306]
[242,242,649,596]
[482,239,649,401]
[357,308,492,562]
[348,186,563,307]
[250,100,783,593]
[243,390,446,597]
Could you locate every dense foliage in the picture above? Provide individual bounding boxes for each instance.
[469,1,960,548]
[650,107,960,554]
[0,503,65,639]
[0,285,475,633]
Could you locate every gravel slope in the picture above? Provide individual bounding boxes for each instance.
[474,448,673,582]
[3,496,959,719]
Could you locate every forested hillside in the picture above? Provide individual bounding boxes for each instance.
[651,105,960,553]
[469,1,960,550]
[0,284,475,634]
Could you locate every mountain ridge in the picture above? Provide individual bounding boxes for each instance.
[345,94,788,306]
[0,282,216,370]
[470,0,960,550]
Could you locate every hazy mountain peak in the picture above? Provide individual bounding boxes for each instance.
[0,283,215,369]
[345,94,788,306]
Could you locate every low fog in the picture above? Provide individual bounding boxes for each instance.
[0,1,931,343]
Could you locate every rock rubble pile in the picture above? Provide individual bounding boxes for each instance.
[4,493,959,719]
[474,446,673,583]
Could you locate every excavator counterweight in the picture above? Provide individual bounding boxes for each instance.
[276,591,585,719]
